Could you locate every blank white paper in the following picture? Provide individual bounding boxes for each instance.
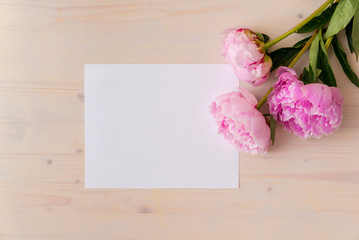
[85,64,239,188]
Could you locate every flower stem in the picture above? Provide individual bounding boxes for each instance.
[264,0,334,50]
[256,87,274,110]
[257,32,318,110]
[288,31,318,68]
[325,35,333,49]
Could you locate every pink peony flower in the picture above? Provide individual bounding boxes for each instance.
[210,88,271,154]
[268,67,344,139]
[223,28,272,86]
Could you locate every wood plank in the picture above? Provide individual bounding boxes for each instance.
[0,0,359,239]
[0,89,83,154]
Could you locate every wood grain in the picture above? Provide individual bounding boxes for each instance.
[1,0,359,239]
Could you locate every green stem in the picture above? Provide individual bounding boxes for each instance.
[264,0,333,50]
[256,87,274,110]
[257,32,318,110]
[325,35,333,49]
[288,31,318,68]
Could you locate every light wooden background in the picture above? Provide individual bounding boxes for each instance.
[1,0,359,239]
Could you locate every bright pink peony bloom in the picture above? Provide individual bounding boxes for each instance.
[210,88,271,154]
[268,67,344,139]
[223,28,272,86]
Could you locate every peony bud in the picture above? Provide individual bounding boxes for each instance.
[223,28,272,86]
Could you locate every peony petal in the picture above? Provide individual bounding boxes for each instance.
[237,87,258,106]
[209,91,270,154]
[248,111,271,150]
[330,87,344,104]
[276,66,298,77]
[302,83,332,108]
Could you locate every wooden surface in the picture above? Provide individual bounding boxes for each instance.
[1,0,359,239]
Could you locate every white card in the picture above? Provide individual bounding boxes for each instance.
[85,64,239,188]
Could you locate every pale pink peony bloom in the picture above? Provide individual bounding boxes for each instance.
[268,67,344,139]
[222,28,272,86]
[210,88,271,154]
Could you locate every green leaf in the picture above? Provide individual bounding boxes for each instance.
[256,32,270,43]
[316,69,322,78]
[301,67,311,84]
[293,36,311,47]
[332,35,359,87]
[269,48,301,70]
[345,20,356,55]
[325,0,358,39]
[269,37,309,70]
[262,33,270,43]
[317,38,337,86]
[297,3,338,33]
[309,65,318,82]
[256,32,264,42]
[309,32,321,82]
[269,115,277,145]
[352,0,359,60]
[300,67,322,84]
